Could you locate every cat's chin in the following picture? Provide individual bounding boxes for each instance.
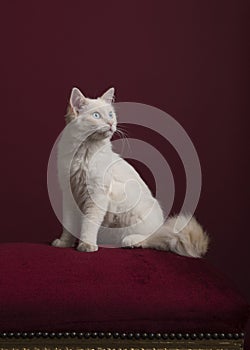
[104,130,113,138]
[91,130,114,140]
[99,130,114,138]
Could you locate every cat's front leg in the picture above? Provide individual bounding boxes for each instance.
[121,234,146,248]
[52,228,76,248]
[77,197,108,252]
[77,241,98,252]
[51,193,78,248]
[77,216,103,252]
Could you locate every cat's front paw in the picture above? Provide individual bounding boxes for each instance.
[52,238,74,248]
[77,241,98,252]
[122,235,144,248]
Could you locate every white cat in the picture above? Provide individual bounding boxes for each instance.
[52,87,209,257]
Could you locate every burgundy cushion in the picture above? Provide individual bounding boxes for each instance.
[0,243,248,333]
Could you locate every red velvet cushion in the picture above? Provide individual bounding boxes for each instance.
[0,243,248,333]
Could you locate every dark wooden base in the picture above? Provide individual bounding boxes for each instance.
[0,332,245,350]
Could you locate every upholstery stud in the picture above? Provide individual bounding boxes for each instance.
[127,332,134,339]
[0,330,247,343]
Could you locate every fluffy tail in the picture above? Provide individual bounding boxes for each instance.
[140,214,209,258]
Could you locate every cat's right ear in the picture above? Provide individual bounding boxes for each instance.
[70,87,87,114]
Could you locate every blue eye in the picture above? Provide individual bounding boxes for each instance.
[92,112,101,119]
[109,111,113,118]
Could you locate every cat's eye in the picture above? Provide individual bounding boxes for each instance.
[92,112,101,119]
[109,111,113,118]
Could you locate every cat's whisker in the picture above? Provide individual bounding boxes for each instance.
[124,134,132,154]
[116,126,129,137]
[118,124,129,130]
[116,128,126,153]
[117,125,129,135]
[115,128,132,155]
[114,129,127,155]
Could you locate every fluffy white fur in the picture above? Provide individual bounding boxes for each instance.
[52,87,209,257]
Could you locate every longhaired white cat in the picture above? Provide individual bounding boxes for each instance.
[52,87,209,258]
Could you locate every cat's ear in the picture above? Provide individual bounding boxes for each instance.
[101,87,115,104]
[70,87,87,114]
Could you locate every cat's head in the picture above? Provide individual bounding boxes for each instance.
[66,87,117,140]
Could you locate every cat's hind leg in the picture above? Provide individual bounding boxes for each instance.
[52,229,76,248]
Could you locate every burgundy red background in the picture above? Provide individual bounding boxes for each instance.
[0,0,249,345]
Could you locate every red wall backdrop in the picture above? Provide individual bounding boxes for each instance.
[0,0,249,345]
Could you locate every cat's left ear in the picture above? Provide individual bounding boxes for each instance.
[101,87,115,104]
[70,87,87,114]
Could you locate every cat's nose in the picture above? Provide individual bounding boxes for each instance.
[107,121,113,127]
